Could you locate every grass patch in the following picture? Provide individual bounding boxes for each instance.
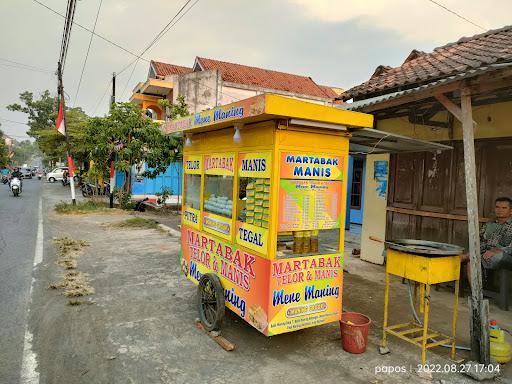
[49,271,95,297]
[54,200,110,214]
[111,217,161,230]
[68,299,95,306]
[53,236,89,257]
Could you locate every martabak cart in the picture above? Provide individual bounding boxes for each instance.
[165,94,373,335]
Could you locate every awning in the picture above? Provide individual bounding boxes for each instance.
[348,128,452,154]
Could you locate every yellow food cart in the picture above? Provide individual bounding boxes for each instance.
[165,94,373,335]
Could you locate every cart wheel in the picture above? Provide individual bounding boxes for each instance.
[198,273,225,331]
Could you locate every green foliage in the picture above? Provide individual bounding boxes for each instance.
[0,128,9,167]
[10,140,39,165]
[86,102,185,192]
[6,90,90,165]
[111,217,160,229]
[114,187,133,209]
[155,186,173,205]
[54,200,109,214]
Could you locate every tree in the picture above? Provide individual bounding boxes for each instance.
[0,128,9,168]
[10,140,39,165]
[85,102,184,192]
[6,90,89,165]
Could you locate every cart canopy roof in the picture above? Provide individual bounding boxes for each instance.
[163,94,373,135]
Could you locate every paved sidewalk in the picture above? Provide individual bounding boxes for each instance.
[30,186,510,383]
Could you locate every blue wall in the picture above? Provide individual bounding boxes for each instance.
[116,162,183,195]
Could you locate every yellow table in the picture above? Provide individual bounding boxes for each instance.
[382,249,461,364]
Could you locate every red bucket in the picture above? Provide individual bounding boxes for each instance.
[340,312,371,354]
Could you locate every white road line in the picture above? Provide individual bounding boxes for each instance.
[20,198,42,384]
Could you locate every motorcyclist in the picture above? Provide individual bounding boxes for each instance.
[10,167,23,192]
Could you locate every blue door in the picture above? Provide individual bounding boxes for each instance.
[349,156,365,225]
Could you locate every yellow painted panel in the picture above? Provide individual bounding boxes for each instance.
[377,101,512,141]
[386,249,408,278]
[264,94,374,128]
[185,122,275,154]
[387,250,460,284]
[276,128,349,152]
[427,256,460,284]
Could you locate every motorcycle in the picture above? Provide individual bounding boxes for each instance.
[10,177,21,197]
[1,175,8,184]
[81,181,110,197]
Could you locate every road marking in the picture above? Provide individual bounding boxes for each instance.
[20,198,42,384]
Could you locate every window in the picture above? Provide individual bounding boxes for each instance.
[277,229,340,259]
[184,174,201,209]
[203,175,233,218]
[237,177,270,228]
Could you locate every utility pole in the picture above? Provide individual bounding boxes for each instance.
[57,61,77,205]
[109,72,116,208]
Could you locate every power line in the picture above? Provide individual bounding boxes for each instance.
[0,62,55,75]
[0,117,29,126]
[92,78,113,116]
[0,57,54,73]
[426,0,486,31]
[59,0,77,72]
[73,0,103,106]
[119,0,199,99]
[31,0,150,63]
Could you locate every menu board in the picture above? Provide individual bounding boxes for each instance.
[277,179,341,231]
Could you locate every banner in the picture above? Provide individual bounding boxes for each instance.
[280,152,343,181]
[235,221,269,256]
[164,96,264,134]
[183,206,200,230]
[267,254,343,335]
[181,228,271,334]
[278,179,342,231]
[202,211,232,240]
[204,153,235,176]
[238,152,271,179]
[184,155,202,175]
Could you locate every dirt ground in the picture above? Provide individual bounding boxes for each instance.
[28,196,512,383]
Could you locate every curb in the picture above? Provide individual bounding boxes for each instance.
[157,223,181,237]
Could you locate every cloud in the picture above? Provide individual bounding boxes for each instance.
[288,0,511,43]
[0,0,510,141]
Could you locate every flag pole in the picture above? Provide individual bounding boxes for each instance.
[57,61,77,205]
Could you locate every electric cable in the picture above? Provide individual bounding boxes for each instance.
[0,57,54,73]
[0,117,30,126]
[59,0,77,72]
[426,0,486,31]
[118,0,198,99]
[92,78,113,116]
[73,0,103,106]
[31,0,149,63]
[407,280,471,351]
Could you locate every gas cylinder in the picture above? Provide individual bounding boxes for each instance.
[490,320,511,364]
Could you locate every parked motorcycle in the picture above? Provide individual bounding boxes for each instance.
[81,182,110,197]
[10,177,21,197]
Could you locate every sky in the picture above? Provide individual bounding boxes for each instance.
[0,0,510,140]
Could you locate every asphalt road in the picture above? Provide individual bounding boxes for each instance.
[0,178,42,383]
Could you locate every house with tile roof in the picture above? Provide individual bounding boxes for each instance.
[130,57,340,120]
[338,25,512,289]
[127,57,341,203]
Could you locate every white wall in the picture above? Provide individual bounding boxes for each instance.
[360,153,390,265]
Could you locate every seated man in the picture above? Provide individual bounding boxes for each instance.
[461,197,512,283]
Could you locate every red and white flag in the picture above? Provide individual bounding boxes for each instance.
[56,102,66,136]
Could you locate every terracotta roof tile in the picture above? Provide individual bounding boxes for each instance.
[151,60,193,77]
[344,25,512,100]
[195,57,332,99]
